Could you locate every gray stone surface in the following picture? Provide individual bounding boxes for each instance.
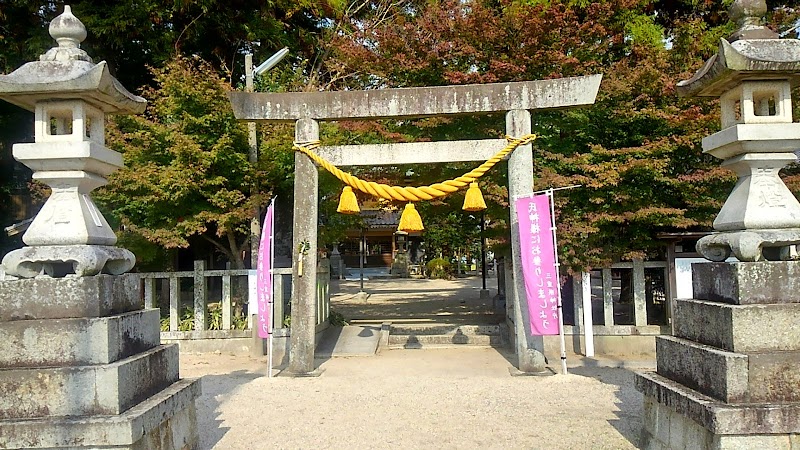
[0,345,179,419]
[229,75,602,121]
[319,139,508,166]
[677,38,800,98]
[673,299,800,352]
[0,309,160,367]
[387,333,502,347]
[641,395,800,450]
[656,336,749,403]
[0,274,141,320]
[506,109,547,373]
[0,377,200,449]
[387,324,504,347]
[711,153,800,232]
[747,352,800,403]
[315,325,380,357]
[701,123,800,160]
[2,245,136,277]
[636,371,800,435]
[697,229,800,262]
[692,261,800,304]
[287,118,319,375]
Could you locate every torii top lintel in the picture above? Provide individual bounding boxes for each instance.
[229,74,602,122]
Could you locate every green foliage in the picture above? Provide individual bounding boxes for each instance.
[159,305,250,331]
[621,12,666,49]
[323,0,771,271]
[426,257,453,280]
[96,56,258,268]
[207,303,223,331]
[115,231,172,272]
[5,0,800,275]
[329,309,348,326]
[232,313,249,331]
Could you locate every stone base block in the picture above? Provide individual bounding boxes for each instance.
[635,371,800,435]
[656,336,748,403]
[692,261,800,305]
[0,345,179,419]
[657,336,800,403]
[641,395,800,450]
[0,377,201,449]
[0,309,160,368]
[673,298,800,352]
[0,274,141,321]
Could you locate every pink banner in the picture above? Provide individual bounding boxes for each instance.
[256,200,275,338]
[515,193,560,335]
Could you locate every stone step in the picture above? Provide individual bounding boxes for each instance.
[657,336,800,404]
[0,344,179,419]
[0,309,161,368]
[388,333,503,348]
[673,298,800,352]
[636,370,800,436]
[0,377,201,449]
[389,324,501,336]
[656,335,747,403]
[388,325,505,348]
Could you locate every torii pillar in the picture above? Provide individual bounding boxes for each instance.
[229,75,601,374]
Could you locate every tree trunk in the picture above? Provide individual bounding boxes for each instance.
[226,231,246,269]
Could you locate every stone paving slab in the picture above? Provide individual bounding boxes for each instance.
[315,325,380,357]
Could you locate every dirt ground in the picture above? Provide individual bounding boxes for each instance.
[330,276,502,325]
[181,347,643,449]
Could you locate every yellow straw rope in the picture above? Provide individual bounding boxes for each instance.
[293,134,537,202]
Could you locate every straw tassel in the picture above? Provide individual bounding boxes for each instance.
[462,182,487,212]
[337,186,360,214]
[398,203,424,232]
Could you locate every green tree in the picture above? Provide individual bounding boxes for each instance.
[96,56,266,268]
[320,0,780,271]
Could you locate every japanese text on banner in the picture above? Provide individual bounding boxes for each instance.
[256,201,275,339]
[514,193,560,335]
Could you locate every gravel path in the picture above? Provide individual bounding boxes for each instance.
[181,348,643,449]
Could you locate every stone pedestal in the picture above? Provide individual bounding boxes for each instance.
[390,251,410,278]
[0,275,201,449]
[635,262,800,449]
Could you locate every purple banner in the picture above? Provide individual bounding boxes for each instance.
[256,201,275,338]
[515,193,560,335]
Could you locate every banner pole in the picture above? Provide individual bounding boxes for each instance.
[547,189,568,375]
[267,198,276,378]
[513,184,582,201]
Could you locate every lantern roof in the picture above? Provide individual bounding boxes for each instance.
[0,5,145,114]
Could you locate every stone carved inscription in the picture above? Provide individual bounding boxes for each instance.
[754,168,787,208]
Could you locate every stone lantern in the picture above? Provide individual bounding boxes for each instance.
[676,0,800,262]
[0,7,199,449]
[0,5,145,278]
[636,2,800,448]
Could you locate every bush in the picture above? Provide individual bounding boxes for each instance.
[329,309,348,326]
[426,257,452,279]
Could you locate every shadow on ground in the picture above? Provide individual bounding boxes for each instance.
[569,365,643,448]
[330,277,501,325]
[189,367,267,448]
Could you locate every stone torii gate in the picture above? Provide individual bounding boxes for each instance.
[229,75,601,375]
